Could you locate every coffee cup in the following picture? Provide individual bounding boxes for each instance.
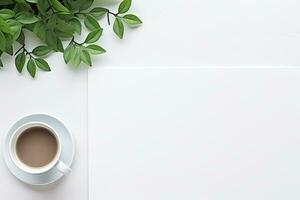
[9,122,71,175]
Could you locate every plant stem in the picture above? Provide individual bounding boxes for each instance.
[15,45,33,58]
[107,11,118,25]
[107,12,111,25]
[15,46,24,55]
[71,37,83,46]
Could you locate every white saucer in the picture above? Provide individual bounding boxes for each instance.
[3,114,75,186]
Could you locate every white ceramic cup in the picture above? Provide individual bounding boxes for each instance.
[9,122,71,175]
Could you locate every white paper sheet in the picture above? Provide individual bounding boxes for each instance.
[89,67,300,200]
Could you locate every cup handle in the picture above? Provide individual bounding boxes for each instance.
[55,160,71,175]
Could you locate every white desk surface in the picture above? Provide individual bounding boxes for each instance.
[0,57,88,200]
[1,0,300,199]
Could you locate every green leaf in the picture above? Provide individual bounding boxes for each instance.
[49,0,70,13]
[32,46,52,57]
[6,20,21,32]
[15,52,26,73]
[56,18,76,34]
[17,31,25,45]
[80,50,92,66]
[0,59,3,67]
[123,14,142,26]
[57,38,64,52]
[69,18,82,34]
[89,7,107,19]
[45,30,57,49]
[26,0,38,3]
[0,0,14,5]
[46,30,64,52]
[118,0,131,14]
[6,19,22,40]
[37,0,49,16]
[35,58,51,71]
[16,11,39,24]
[55,30,74,38]
[27,58,36,78]
[113,17,124,39]
[0,17,12,33]
[33,21,46,40]
[84,28,103,43]
[71,45,81,66]
[84,14,100,31]
[0,9,15,19]
[63,44,74,64]
[86,44,106,55]
[0,31,6,51]
[5,44,13,55]
[65,0,93,11]
[78,0,93,11]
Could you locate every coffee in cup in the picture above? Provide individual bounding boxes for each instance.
[10,122,71,175]
[16,126,58,168]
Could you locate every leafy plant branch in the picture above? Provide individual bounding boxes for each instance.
[0,0,142,78]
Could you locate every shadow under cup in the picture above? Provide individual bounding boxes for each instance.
[9,122,61,174]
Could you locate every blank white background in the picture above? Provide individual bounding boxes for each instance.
[97,0,300,66]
